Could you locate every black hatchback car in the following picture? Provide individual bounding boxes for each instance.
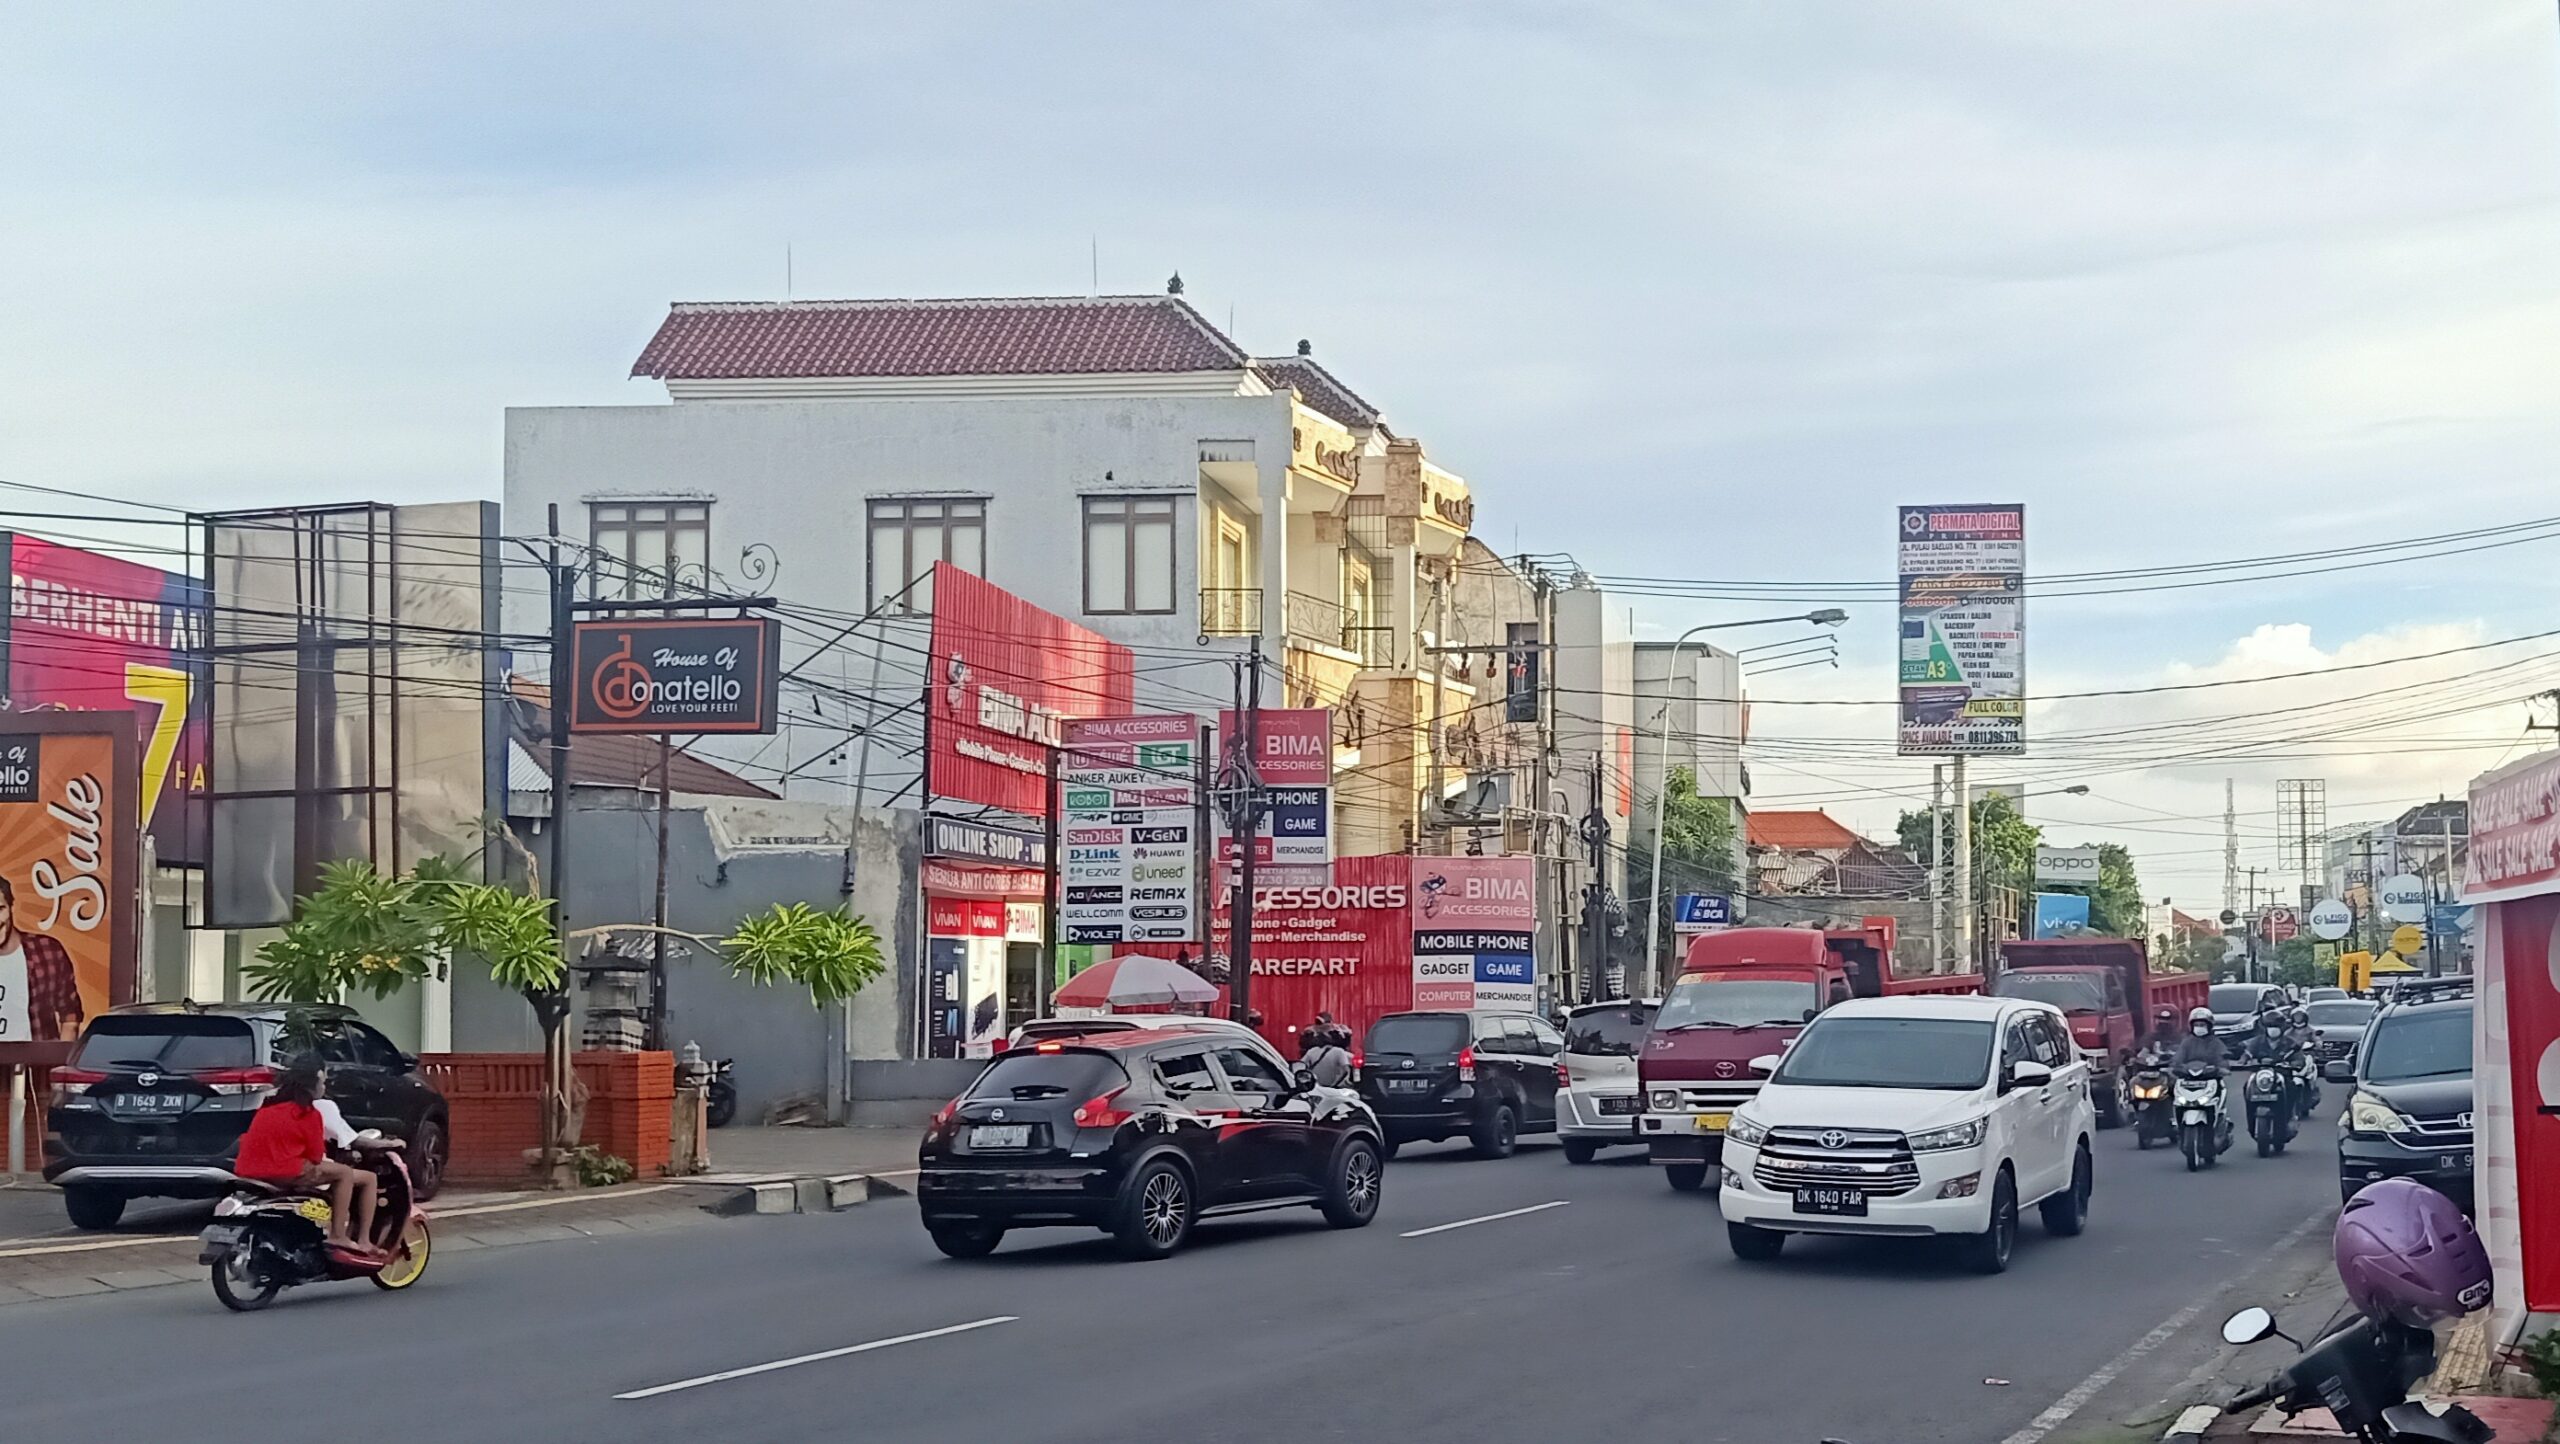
[44,1003,451,1229]
[915,1025,1384,1260]
[1356,1009,1563,1158]
[2339,981,2473,1209]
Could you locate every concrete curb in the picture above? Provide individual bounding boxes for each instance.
[663,1171,893,1216]
[2159,1403,2218,1441]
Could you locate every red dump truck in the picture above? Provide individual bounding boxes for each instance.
[1989,938,2209,1128]
[1635,919,1982,1192]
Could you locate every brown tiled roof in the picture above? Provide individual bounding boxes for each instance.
[507,679,777,799]
[1253,355,1382,430]
[630,296,1252,381]
[1746,810,1860,850]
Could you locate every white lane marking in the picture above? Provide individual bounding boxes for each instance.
[1399,1200,1569,1238]
[614,1316,1018,1400]
[1997,1208,2333,1444]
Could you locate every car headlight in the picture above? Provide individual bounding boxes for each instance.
[2348,1090,2411,1136]
[1906,1117,1988,1152]
[1648,1089,1680,1111]
[1726,1114,1768,1147]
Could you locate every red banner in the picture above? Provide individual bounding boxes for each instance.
[1218,708,1331,785]
[925,564,1135,816]
[4,535,207,865]
[2470,751,2560,903]
[2493,893,2560,1308]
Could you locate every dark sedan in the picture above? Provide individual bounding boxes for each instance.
[915,1025,1384,1260]
[2307,997,2377,1082]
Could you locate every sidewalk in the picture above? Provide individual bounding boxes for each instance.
[663,1124,924,1216]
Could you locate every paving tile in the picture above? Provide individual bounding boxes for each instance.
[94,1267,191,1290]
[21,1275,110,1298]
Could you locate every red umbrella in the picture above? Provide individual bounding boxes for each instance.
[1053,955,1220,1009]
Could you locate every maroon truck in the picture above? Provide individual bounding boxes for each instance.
[1989,938,2209,1128]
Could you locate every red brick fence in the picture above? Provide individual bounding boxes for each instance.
[416,1051,674,1185]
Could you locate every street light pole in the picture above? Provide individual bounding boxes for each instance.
[1643,609,1847,992]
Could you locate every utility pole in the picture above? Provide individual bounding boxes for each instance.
[1928,764,1946,973]
[1222,637,1266,1024]
[2242,865,2263,983]
[2222,778,2239,924]
[1530,565,1560,1003]
[2357,834,2380,956]
[1952,755,1973,974]
[2532,689,2560,750]
[1580,756,1613,1000]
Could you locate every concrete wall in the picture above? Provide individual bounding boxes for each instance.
[1553,583,1634,899]
[1631,641,1745,845]
[502,393,1295,802]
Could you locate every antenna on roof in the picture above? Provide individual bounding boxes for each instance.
[1166,270,1184,295]
[785,243,794,300]
[1090,236,1099,295]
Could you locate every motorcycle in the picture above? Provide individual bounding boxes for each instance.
[2220,1308,2491,1441]
[705,1057,738,1129]
[2293,1050,2323,1122]
[2174,1063,2233,1171]
[196,1134,432,1312]
[2126,1057,2174,1151]
[2246,1060,2297,1157]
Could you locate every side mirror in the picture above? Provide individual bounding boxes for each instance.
[2222,1307,2275,1346]
[1747,1053,1783,1076]
[393,1051,420,1072]
[2008,1060,2054,1090]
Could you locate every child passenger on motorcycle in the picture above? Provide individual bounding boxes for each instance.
[232,1059,381,1256]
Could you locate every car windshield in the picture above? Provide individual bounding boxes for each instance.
[2208,985,2270,1015]
[2363,1006,2473,1083]
[1654,976,1820,1029]
[1992,973,2107,1013]
[1365,1014,1469,1056]
[965,1050,1128,1101]
[1564,1005,1652,1057]
[1772,1016,1996,1091]
[2307,1001,2375,1027]
[68,1016,258,1071]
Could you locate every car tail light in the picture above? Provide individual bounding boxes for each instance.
[989,1038,1011,1054]
[1072,1087,1132,1130]
[1349,1050,1363,1080]
[47,1066,104,1105]
[1457,1047,1476,1082]
[1556,1056,1571,1087]
[199,1066,278,1096]
[930,1096,960,1131]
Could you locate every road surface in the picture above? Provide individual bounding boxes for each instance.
[0,1118,2341,1443]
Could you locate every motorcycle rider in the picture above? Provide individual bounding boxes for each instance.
[2172,1005,2227,1073]
[2239,1008,2300,1135]
[230,1059,381,1256]
[1301,1020,1354,1088]
[2142,1006,2182,1063]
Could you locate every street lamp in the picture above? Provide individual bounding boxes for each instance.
[1644,609,1850,991]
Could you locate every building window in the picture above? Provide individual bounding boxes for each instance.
[589,501,710,599]
[1083,497,1176,615]
[867,497,985,611]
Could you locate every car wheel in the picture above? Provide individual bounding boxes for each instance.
[1665,1162,1710,1193]
[2040,1143,2092,1237]
[1470,1101,1519,1159]
[1320,1137,1383,1229]
[1727,1222,1785,1261]
[1562,1138,1599,1166]
[409,1118,449,1201]
[2095,1088,2122,1130]
[1113,1157,1194,1260]
[1964,1169,2018,1275]
[63,1185,125,1231]
[927,1222,1005,1259]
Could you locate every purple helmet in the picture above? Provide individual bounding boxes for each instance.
[2335,1178,2491,1327]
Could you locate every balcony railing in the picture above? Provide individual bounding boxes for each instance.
[1283,591,1393,665]
[1198,587,1263,638]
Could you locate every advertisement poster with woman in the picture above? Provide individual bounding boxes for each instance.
[0,713,138,1062]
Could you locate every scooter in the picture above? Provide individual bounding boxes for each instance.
[2219,1306,2492,1441]
[2293,1050,2323,1122]
[197,1134,432,1311]
[2126,1058,2174,1151]
[2174,1063,2233,1172]
[2246,1061,2296,1157]
[705,1057,738,1129]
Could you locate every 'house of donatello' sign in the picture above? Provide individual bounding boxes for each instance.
[568,618,781,734]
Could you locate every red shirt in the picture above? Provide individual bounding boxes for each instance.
[233,1100,325,1181]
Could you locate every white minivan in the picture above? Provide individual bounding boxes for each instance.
[1556,999,1656,1164]
[1717,995,2096,1274]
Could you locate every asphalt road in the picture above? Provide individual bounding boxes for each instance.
[0,1116,2343,1444]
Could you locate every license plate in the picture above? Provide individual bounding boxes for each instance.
[1793,1186,1867,1216]
[1385,1078,1430,1093]
[1598,1096,1639,1116]
[116,1093,185,1115]
[2181,1110,2210,1125]
[968,1124,1031,1149]
[1694,1113,1730,1133]
[2443,1153,2473,1174]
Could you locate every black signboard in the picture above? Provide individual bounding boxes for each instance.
[568,617,780,734]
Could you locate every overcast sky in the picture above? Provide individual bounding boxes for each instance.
[5,2,2558,911]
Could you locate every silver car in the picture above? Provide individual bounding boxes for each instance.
[1557,999,1657,1164]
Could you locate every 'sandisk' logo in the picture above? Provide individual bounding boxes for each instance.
[592,633,651,721]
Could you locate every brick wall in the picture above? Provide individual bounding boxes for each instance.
[419,1051,674,1186]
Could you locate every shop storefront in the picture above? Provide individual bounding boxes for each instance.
[919,854,1044,1059]
[2466,749,2560,1345]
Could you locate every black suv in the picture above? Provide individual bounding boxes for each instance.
[44,1003,452,1229]
[2338,979,2473,1210]
[916,1024,1384,1260]
[1356,1009,1562,1158]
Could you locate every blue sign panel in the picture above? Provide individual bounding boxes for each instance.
[1674,893,1734,927]
[2033,892,2092,938]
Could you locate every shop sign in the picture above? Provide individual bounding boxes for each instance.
[1059,715,1199,944]
[0,713,138,1061]
[1216,709,1331,877]
[926,564,1135,816]
[1411,857,1535,1011]
[1897,504,2026,756]
[925,815,1045,868]
[568,617,779,734]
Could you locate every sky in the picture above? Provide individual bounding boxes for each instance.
[4,2,2559,913]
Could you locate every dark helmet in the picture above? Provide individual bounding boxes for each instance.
[2335,1178,2492,1327]
[2188,1006,2215,1033]
[2258,1010,2284,1031]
